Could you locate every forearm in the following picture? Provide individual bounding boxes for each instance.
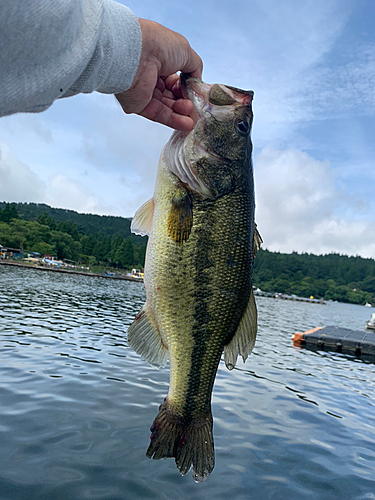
[0,0,142,117]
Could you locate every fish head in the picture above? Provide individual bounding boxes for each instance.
[169,75,254,199]
[181,74,253,163]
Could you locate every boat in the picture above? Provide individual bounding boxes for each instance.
[131,268,144,280]
[365,302,372,307]
[366,313,375,331]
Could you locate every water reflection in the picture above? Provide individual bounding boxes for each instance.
[1,266,375,499]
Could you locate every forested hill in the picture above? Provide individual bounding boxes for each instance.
[1,202,375,305]
[0,202,135,240]
[253,249,375,305]
[0,201,146,269]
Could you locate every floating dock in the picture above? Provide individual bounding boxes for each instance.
[293,326,375,359]
[254,290,326,304]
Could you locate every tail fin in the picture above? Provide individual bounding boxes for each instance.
[146,401,214,483]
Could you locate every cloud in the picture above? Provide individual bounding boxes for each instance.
[293,40,375,124]
[77,103,171,216]
[255,147,375,258]
[0,0,373,260]
[47,174,113,214]
[1,114,54,145]
[0,142,115,216]
[0,142,47,202]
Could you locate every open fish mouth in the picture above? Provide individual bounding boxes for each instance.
[180,73,254,127]
[180,74,211,106]
[179,74,223,163]
[180,73,211,125]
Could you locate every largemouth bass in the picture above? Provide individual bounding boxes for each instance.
[127,74,261,482]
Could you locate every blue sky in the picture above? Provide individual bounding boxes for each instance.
[1,0,374,257]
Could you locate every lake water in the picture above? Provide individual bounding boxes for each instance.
[1,265,375,500]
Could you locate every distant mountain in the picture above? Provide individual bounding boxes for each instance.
[1,202,374,304]
[0,201,146,268]
[0,202,141,243]
[253,249,375,305]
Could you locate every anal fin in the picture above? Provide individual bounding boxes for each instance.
[224,291,257,370]
[127,303,168,367]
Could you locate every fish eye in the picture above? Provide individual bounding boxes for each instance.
[237,120,249,135]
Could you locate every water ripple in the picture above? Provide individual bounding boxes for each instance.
[1,266,375,499]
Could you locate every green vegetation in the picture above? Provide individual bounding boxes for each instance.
[0,202,19,223]
[1,202,374,305]
[253,249,375,305]
[0,202,146,270]
[0,201,138,240]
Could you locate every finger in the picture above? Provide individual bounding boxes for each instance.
[160,96,194,115]
[168,113,195,131]
[160,37,203,80]
[154,87,181,105]
[115,65,158,114]
[161,89,175,100]
[140,99,195,131]
[160,96,178,110]
[155,77,165,93]
[180,46,203,80]
[155,77,175,100]
[164,75,184,98]
[152,87,163,101]
[171,98,194,115]
[164,74,180,89]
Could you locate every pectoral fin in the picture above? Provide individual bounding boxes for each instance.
[167,192,193,245]
[127,303,168,367]
[131,198,154,236]
[224,291,257,370]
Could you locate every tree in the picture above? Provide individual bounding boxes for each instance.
[50,231,80,260]
[37,213,57,230]
[0,203,19,223]
[32,242,55,256]
[10,204,19,220]
[56,221,80,241]
[92,240,104,262]
[133,244,146,269]
[0,219,30,250]
[80,234,96,255]
[114,237,134,269]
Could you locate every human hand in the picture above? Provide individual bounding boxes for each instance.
[115,18,202,131]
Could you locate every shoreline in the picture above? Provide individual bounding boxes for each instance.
[0,260,143,283]
[2,260,373,308]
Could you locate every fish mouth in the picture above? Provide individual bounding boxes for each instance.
[180,74,220,160]
[180,74,254,124]
[180,73,211,124]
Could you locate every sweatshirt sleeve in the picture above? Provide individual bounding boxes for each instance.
[0,0,142,117]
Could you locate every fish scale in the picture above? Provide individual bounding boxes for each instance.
[127,75,260,482]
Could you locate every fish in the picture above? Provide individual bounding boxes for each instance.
[127,74,262,482]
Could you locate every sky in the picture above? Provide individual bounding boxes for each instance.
[1,0,375,258]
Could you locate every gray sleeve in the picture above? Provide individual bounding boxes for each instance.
[0,0,142,117]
